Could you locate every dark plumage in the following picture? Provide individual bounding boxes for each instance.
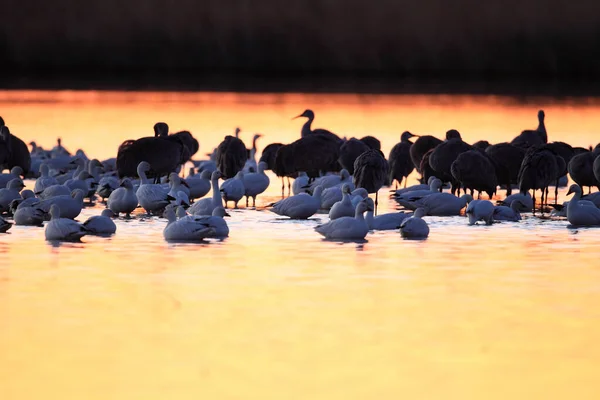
[215,135,248,179]
[429,130,472,194]
[154,122,169,137]
[419,149,437,186]
[0,125,31,174]
[409,135,443,173]
[518,144,561,212]
[353,149,389,213]
[568,147,600,193]
[360,136,381,151]
[338,138,370,175]
[294,109,342,142]
[116,127,197,180]
[511,110,547,149]
[451,150,498,199]
[485,143,525,196]
[388,131,417,189]
[259,142,288,195]
[472,140,490,150]
[274,133,341,179]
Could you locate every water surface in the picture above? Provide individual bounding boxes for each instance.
[1,91,600,400]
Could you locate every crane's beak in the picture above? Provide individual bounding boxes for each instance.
[292,114,303,120]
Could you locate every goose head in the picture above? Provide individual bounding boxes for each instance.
[257,161,267,173]
[356,199,372,214]
[101,209,116,218]
[342,184,352,195]
[119,179,134,190]
[21,189,35,199]
[7,178,25,191]
[567,184,582,197]
[11,166,24,177]
[212,170,222,181]
[538,110,545,122]
[340,169,350,180]
[213,207,230,217]
[364,197,375,210]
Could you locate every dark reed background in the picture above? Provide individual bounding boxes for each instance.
[1,0,599,89]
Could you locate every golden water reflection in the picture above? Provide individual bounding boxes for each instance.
[1,91,600,399]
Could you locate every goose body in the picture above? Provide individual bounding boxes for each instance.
[107,179,139,217]
[163,206,215,241]
[0,216,12,233]
[500,193,533,212]
[306,169,353,192]
[0,178,25,213]
[45,204,87,241]
[189,171,223,216]
[14,206,45,226]
[364,198,410,230]
[315,200,372,240]
[177,206,230,237]
[39,184,71,200]
[271,186,323,219]
[135,162,171,214]
[83,209,117,235]
[409,193,473,216]
[0,166,23,189]
[328,184,355,220]
[400,208,430,239]
[186,169,212,200]
[465,199,494,225]
[493,200,524,222]
[566,184,600,226]
[242,161,270,207]
[220,171,245,208]
[34,189,85,220]
[292,172,310,195]
[34,164,59,194]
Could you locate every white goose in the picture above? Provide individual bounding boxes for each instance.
[163,205,215,241]
[307,169,354,192]
[176,206,230,237]
[363,198,410,230]
[0,166,23,189]
[136,161,171,214]
[83,209,117,235]
[39,184,71,200]
[400,208,430,239]
[394,178,443,210]
[220,171,245,208]
[292,172,309,195]
[390,176,437,197]
[0,178,25,213]
[189,170,223,216]
[186,169,212,200]
[242,161,270,207]
[566,184,600,227]
[493,199,525,222]
[466,199,495,225]
[271,186,323,219]
[14,206,45,226]
[408,193,473,216]
[315,199,372,240]
[33,189,85,220]
[329,184,355,220]
[167,172,190,199]
[45,204,88,242]
[499,192,533,212]
[107,179,139,217]
[34,163,58,195]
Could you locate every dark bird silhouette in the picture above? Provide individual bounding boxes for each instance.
[593,155,600,189]
[215,135,248,179]
[0,124,31,175]
[259,142,289,195]
[472,140,490,150]
[451,150,498,199]
[338,138,370,175]
[409,134,443,173]
[485,143,525,196]
[154,122,169,137]
[116,125,198,181]
[511,110,547,149]
[353,149,389,214]
[274,133,341,180]
[518,144,561,213]
[419,149,438,187]
[294,109,342,143]
[360,136,381,151]
[429,130,472,195]
[388,131,418,189]
[568,146,600,194]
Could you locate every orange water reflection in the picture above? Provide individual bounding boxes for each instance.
[2,91,600,400]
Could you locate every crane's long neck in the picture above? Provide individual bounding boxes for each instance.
[212,178,222,206]
[301,117,313,138]
[537,117,547,142]
[365,211,374,228]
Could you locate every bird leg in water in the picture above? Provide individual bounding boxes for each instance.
[532,190,537,215]
[252,196,257,207]
[246,196,249,207]
[375,192,379,216]
[281,178,285,198]
[287,177,292,196]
